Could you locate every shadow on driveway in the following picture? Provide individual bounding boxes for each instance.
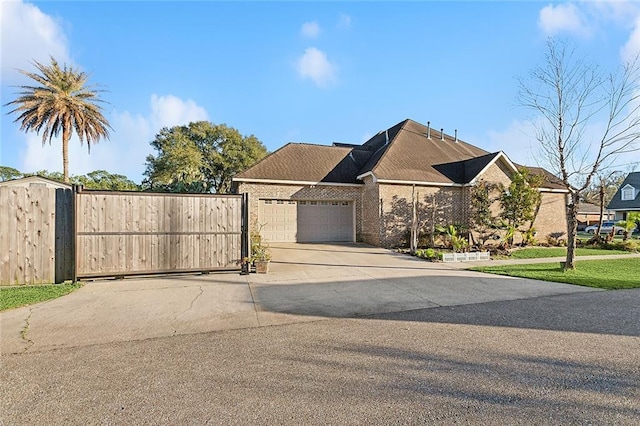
[371,288,640,337]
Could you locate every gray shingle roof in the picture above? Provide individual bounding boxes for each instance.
[607,172,640,210]
[519,166,567,191]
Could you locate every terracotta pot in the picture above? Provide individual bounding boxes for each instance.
[255,260,269,274]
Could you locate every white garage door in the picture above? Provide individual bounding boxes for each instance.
[259,200,298,242]
[259,199,354,243]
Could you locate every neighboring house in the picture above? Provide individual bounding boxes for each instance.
[577,202,613,229]
[0,175,72,190]
[233,119,569,247]
[607,172,640,220]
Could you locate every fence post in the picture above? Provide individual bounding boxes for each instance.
[71,184,83,283]
[240,192,250,275]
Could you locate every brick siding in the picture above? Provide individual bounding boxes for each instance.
[533,192,569,242]
[236,161,569,248]
[377,184,464,248]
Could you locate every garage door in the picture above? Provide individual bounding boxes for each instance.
[259,199,354,243]
[259,199,298,242]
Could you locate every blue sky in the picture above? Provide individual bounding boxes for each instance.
[2,1,639,183]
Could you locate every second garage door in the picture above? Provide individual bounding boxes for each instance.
[259,199,354,243]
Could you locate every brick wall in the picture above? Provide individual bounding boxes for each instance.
[235,182,364,240]
[361,176,380,245]
[377,184,464,248]
[533,192,568,242]
[236,166,569,248]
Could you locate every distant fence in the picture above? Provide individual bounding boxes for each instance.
[0,185,248,285]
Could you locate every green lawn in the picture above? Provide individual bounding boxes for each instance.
[509,247,630,259]
[0,283,82,311]
[472,258,640,289]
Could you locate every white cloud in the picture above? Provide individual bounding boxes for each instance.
[19,95,209,182]
[149,94,208,130]
[621,15,640,61]
[300,21,321,38]
[295,47,337,88]
[538,2,590,37]
[0,0,71,84]
[338,14,351,30]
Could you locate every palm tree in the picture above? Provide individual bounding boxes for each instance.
[5,57,111,183]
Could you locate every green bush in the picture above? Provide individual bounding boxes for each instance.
[414,248,439,260]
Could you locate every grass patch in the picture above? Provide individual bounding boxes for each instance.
[472,258,640,290]
[0,283,82,311]
[510,247,630,259]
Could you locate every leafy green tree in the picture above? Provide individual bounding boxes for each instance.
[143,121,267,193]
[75,170,139,191]
[470,180,502,248]
[5,57,111,183]
[22,169,138,191]
[0,166,22,182]
[23,170,65,182]
[499,169,542,245]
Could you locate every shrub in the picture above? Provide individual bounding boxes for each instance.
[414,248,439,260]
[546,233,566,247]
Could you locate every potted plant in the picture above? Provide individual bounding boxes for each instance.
[248,231,271,273]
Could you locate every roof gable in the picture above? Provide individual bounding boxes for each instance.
[608,172,640,209]
[360,119,490,184]
[0,176,72,189]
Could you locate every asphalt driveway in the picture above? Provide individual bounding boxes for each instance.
[1,243,599,354]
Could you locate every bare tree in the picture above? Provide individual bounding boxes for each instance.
[518,38,640,270]
[582,171,624,241]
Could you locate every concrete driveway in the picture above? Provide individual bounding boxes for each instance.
[1,243,598,354]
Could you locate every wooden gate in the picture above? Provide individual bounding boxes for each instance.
[75,190,246,278]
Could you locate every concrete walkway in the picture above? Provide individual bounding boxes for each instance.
[2,243,625,354]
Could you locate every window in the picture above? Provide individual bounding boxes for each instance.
[331,201,339,206]
[321,201,328,205]
[621,185,635,201]
[264,200,272,204]
[288,201,296,204]
[277,200,284,204]
[310,201,317,205]
[341,201,349,206]
[299,201,306,205]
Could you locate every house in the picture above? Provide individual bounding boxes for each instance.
[232,119,569,247]
[0,175,72,190]
[577,202,613,229]
[607,172,640,220]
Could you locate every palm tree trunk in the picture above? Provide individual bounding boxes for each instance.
[62,126,70,183]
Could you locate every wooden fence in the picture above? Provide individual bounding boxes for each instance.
[0,185,73,285]
[0,185,248,285]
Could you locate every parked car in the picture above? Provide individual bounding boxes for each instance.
[584,221,627,235]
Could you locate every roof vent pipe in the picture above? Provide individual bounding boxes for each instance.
[441,129,444,141]
[385,130,389,145]
[427,121,431,138]
[455,129,458,143]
